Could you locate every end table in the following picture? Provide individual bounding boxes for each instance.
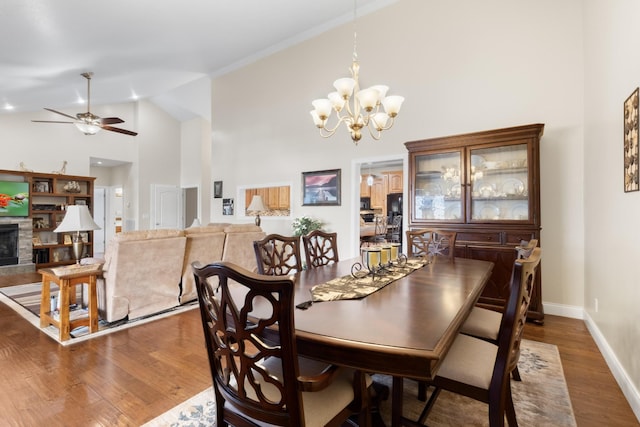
[39,264,102,342]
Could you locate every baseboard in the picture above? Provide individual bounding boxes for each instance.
[542,301,584,319]
[584,311,640,423]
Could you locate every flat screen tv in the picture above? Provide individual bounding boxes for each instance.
[0,181,29,217]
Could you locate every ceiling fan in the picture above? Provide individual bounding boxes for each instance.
[32,72,138,136]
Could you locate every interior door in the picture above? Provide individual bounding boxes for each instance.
[152,184,182,229]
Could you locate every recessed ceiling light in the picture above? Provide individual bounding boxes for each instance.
[4,103,14,110]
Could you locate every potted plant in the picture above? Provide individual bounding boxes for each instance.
[292,216,323,237]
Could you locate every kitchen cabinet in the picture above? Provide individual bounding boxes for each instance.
[370,176,386,211]
[387,171,403,193]
[405,124,544,323]
[360,177,371,198]
[246,186,290,210]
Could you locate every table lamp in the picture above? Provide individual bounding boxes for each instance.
[247,195,266,226]
[54,205,101,264]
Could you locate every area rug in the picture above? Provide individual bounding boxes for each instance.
[142,339,576,426]
[0,282,198,346]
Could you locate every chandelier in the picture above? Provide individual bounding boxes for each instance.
[310,1,404,144]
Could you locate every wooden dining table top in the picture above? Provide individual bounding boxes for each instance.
[288,256,494,381]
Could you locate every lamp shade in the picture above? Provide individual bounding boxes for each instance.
[54,205,101,233]
[247,195,266,212]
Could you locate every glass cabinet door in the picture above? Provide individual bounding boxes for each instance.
[413,150,463,221]
[469,144,529,221]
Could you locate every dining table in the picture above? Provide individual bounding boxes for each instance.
[287,256,494,426]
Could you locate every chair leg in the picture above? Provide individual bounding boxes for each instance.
[511,365,522,382]
[353,371,372,427]
[417,386,441,425]
[505,381,518,427]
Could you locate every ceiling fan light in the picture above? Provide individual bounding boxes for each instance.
[74,122,101,135]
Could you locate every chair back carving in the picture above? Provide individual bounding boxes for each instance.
[192,261,305,425]
[406,229,457,261]
[302,230,339,269]
[496,247,542,390]
[253,234,303,275]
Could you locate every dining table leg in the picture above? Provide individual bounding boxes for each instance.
[391,376,403,427]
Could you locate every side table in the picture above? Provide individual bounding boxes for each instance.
[39,264,103,342]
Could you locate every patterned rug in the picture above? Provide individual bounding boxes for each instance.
[0,282,198,346]
[142,339,576,426]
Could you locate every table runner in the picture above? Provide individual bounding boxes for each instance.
[309,259,427,302]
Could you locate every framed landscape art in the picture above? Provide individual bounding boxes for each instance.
[624,87,639,192]
[302,169,341,206]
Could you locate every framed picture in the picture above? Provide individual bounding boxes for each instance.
[34,181,50,193]
[223,198,234,215]
[214,181,223,198]
[302,169,341,206]
[624,87,639,192]
[63,234,72,245]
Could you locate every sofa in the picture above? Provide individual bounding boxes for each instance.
[97,224,265,322]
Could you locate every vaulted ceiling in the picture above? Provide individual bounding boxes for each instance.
[0,0,397,119]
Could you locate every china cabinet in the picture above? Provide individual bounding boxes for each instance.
[405,124,544,322]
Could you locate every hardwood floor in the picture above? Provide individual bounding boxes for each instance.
[0,273,638,426]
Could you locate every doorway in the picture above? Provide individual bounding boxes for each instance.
[353,155,406,254]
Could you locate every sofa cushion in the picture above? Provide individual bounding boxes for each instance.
[224,224,262,233]
[185,225,226,235]
[222,226,266,272]
[98,229,186,322]
[113,229,185,242]
[181,228,226,303]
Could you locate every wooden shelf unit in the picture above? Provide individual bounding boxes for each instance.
[30,172,96,268]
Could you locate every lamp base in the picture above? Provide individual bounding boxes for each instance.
[72,241,84,264]
[255,214,261,227]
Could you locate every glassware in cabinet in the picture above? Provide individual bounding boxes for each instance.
[469,143,530,222]
[413,150,463,221]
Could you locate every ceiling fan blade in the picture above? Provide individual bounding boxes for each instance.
[31,120,74,124]
[102,125,138,136]
[43,108,77,120]
[99,117,125,125]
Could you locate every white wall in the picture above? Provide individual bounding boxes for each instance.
[210,0,585,308]
[584,0,640,415]
[181,117,212,223]
[0,100,182,231]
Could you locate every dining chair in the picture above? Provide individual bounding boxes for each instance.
[458,239,539,381]
[191,260,372,427]
[302,229,339,269]
[412,247,542,427]
[362,214,388,245]
[405,228,457,262]
[253,233,304,276]
[386,215,403,243]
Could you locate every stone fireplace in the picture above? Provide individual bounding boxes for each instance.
[0,218,35,275]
